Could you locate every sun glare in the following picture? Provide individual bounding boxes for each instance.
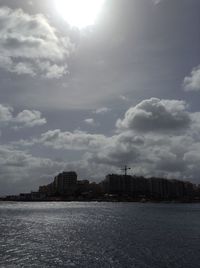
[55,0,105,29]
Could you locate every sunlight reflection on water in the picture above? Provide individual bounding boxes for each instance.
[0,202,200,267]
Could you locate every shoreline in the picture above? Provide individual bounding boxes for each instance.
[1,199,200,203]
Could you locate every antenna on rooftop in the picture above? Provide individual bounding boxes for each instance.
[121,165,131,176]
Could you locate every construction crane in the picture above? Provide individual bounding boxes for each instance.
[121,165,131,176]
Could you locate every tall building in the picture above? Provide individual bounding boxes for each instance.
[148,178,171,199]
[102,174,196,200]
[54,171,77,195]
[39,182,56,196]
[102,174,147,196]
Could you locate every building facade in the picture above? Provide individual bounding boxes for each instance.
[54,171,78,195]
[102,174,196,200]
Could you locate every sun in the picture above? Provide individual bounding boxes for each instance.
[55,0,105,29]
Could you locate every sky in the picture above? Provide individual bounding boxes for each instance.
[0,0,200,195]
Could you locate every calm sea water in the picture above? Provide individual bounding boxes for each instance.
[0,202,199,268]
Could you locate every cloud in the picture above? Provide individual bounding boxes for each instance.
[84,118,95,126]
[0,104,46,128]
[39,129,108,150]
[26,129,141,169]
[37,60,69,79]
[86,132,141,167]
[14,110,47,128]
[0,7,74,78]
[94,107,111,114]
[16,129,143,168]
[152,0,164,5]
[116,98,191,133]
[0,104,13,122]
[119,95,129,101]
[12,98,200,184]
[183,65,200,91]
[0,144,67,195]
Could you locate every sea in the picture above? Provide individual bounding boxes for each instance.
[0,202,199,268]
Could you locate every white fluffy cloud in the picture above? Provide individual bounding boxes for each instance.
[39,129,108,150]
[0,7,73,78]
[183,65,200,91]
[116,98,191,133]
[0,104,46,128]
[15,110,46,128]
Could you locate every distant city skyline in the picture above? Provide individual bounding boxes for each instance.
[3,170,199,202]
[0,0,200,195]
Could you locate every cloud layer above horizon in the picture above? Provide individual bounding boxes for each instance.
[5,97,200,195]
[0,0,200,195]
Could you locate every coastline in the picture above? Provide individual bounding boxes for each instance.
[1,198,200,203]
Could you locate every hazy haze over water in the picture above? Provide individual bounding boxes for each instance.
[0,202,200,267]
